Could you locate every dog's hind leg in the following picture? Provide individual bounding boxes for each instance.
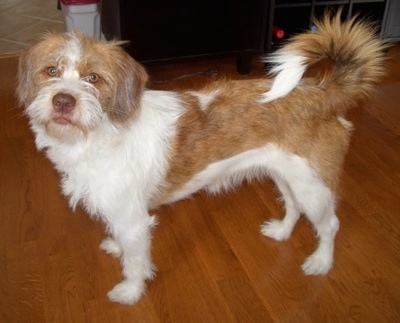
[260,153,339,275]
[299,191,339,275]
[288,174,339,275]
[261,174,301,241]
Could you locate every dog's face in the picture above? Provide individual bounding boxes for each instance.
[17,32,148,143]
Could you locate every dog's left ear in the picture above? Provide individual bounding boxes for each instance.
[107,47,148,123]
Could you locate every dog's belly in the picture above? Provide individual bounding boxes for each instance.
[163,143,315,205]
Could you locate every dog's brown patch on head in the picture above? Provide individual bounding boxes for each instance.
[78,38,149,123]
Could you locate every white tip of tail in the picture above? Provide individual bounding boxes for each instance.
[259,52,307,103]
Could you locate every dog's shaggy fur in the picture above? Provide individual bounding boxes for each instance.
[17,12,387,304]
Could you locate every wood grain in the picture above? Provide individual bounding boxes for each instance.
[1,46,399,322]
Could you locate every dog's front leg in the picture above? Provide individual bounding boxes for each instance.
[105,212,157,305]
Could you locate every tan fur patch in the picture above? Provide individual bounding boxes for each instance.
[158,77,353,204]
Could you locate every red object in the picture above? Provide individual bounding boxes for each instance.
[272,26,285,39]
[60,0,100,5]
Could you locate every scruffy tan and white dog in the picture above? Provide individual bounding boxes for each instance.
[17,13,387,304]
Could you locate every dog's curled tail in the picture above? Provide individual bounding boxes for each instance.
[260,10,388,113]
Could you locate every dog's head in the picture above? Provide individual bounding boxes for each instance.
[17,32,148,143]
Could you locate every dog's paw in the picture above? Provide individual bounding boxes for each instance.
[107,279,146,305]
[301,250,333,275]
[260,219,292,241]
[100,237,122,257]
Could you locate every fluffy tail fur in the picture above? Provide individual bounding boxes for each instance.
[260,10,388,114]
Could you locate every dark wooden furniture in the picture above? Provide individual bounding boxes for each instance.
[101,0,269,74]
[101,0,398,73]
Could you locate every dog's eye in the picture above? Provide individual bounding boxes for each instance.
[87,73,99,83]
[47,66,58,77]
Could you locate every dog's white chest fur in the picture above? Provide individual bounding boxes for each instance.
[42,90,183,218]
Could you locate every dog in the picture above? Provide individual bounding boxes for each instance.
[17,12,387,305]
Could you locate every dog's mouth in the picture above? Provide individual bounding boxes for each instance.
[51,108,74,126]
[52,116,72,125]
[45,115,87,143]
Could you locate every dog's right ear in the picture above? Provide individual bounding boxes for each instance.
[16,48,34,107]
[16,43,45,108]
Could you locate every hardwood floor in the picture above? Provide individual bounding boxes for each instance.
[1,45,399,322]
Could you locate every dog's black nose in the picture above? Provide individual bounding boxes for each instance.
[52,93,76,113]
